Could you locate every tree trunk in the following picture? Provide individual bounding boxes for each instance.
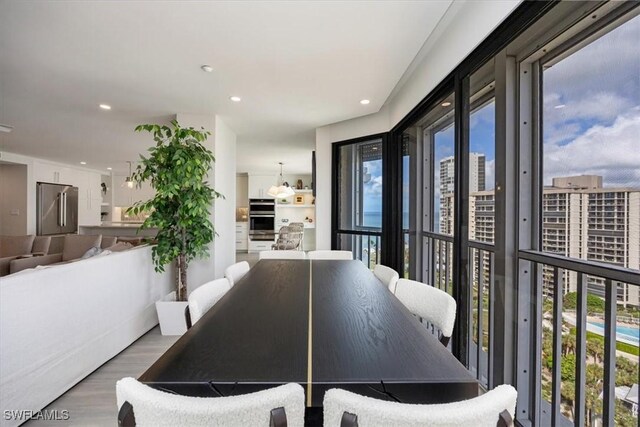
[177,254,188,301]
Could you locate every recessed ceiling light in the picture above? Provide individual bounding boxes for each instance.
[360,99,370,105]
[107,167,112,170]
[201,65,214,73]
[441,101,452,107]
[80,161,87,165]
[230,96,241,102]
[99,104,111,110]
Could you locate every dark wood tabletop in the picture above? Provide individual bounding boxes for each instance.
[140,259,478,407]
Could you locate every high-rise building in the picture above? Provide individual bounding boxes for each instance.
[439,153,485,235]
[469,175,640,307]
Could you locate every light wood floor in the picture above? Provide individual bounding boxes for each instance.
[25,327,179,427]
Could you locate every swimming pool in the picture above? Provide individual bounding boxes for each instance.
[590,321,639,345]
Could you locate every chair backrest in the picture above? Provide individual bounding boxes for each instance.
[394,279,456,343]
[288,223,304,231]
[116,377,305,427]
[273,225,303,250]
[224,261,250,287]
[323,385,517,427]
[187,278,231,326]
[373,264,400,293]
[259,250,306,260]
[307,250,353,260]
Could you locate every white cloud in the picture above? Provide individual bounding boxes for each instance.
[545,91,632,123]
[544,107,640,187]
[364,175,382,196]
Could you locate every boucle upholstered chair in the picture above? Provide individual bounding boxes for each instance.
[394,279,456,347]
[323,384,517,427]
[185,278,231,329]
[373,264,400,293]
[272,225,303,250]
[224,261,250,287]
[307,250,353,260]
[259,250,306,260]
[116,378,305,427]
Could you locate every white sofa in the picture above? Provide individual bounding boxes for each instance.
[0,245,172,427]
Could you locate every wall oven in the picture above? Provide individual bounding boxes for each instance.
[249,198,275,240]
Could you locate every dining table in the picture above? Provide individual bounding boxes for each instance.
[139,259,479,424]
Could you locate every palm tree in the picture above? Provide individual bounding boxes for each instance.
[562,333,576,356]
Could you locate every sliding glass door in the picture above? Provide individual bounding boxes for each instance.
[333,136,383,268]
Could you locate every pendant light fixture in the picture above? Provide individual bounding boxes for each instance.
[267,162,295,198]
[125,161,134,189]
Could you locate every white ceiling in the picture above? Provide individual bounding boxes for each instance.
[0,1,452,175]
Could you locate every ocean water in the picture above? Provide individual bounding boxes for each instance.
[363,212,410,228]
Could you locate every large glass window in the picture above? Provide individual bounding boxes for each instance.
[335,138,383,267]
[538,12,640,427]
[400,92,455,288]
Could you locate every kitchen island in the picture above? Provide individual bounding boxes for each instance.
[79,222,158,238]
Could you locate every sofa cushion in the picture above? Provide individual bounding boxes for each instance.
[101,236,118,249]
[0,235,35,257]
[80,247,103,259]
[62,235,102,262]
[9,253,63,274]
[32,236,52,255]
[106,242,134,252]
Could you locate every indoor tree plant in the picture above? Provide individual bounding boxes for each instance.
[127,120,222,332]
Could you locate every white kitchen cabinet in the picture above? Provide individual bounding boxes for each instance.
[248,174,276,199]
[248,239,274,253]
[33,162,76,185]
[77,171,102,226]
[235,222,248,251]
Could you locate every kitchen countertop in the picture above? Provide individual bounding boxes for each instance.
[79,223,159,237]
[81,223,156,229]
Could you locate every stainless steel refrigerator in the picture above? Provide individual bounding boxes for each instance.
[36,182,79,235]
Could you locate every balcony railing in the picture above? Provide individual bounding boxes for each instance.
[518,250,639,427]
[467,240,495,389]
[335,229,382,269]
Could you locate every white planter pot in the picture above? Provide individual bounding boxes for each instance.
[155,291,188,336]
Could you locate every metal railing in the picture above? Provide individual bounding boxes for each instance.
[518,250,640,427]
[422,231,454,296]
[468,240,495,389]
[335,229,382,269]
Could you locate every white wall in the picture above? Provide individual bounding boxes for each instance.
[175,113,237,291]
[0,163,28,235]
[213,115,237,282]
[314,0,521,249]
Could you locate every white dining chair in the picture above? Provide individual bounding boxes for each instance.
[323,384,517,427]
[224,261,250,287]
[259,250,306,260]
[394,278,456,346]
[373,264,399,293]
[307,250,353,260]
[185,278,231,329]
[116,377,305,427]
